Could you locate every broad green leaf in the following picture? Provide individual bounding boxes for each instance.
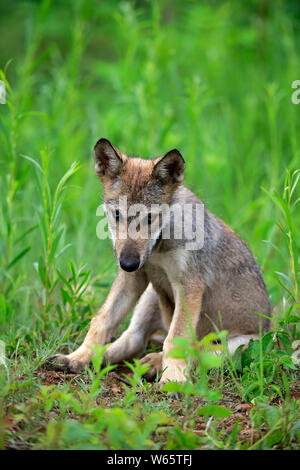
[198,404,232,418]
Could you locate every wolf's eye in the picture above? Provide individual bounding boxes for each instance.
[114,209,120,223]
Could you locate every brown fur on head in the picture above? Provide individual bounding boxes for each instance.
[94,138,185,205]
[94,138,186,271]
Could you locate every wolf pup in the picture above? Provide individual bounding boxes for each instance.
[50,138,270,387]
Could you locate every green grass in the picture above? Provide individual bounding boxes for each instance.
[0,0,299,450]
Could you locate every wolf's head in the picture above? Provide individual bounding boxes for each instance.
[94,138,185,272]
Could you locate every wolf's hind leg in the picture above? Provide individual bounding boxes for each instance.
[148,332,166,346]
[226,334,259,355]
[140,352,163,381]
[104,284,163,364]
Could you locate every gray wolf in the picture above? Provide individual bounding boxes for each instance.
[49,138,270,387]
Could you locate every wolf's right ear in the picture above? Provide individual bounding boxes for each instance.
[94,138,123,178]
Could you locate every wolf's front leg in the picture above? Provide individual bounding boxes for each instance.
[104,284,163,364]
[48,270,148,372]
[159,281,204,388]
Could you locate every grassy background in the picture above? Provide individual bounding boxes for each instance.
[0,0,299,450]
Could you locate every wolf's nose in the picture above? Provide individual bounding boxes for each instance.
[119,254,140,272]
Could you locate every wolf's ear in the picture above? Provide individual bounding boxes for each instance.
[152,149,185,184]
[94,138,123,178]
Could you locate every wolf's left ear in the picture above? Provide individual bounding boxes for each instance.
[94,138,123,178]
[152,149,185,184]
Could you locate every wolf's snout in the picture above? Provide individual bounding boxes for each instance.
[119,246,140,272]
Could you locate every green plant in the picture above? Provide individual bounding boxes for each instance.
[0,0,299,451]
[249,400,300,449]
[233,331,298,402]
[24,153,80,320]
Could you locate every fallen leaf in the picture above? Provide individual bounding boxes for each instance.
[234,403,254,412]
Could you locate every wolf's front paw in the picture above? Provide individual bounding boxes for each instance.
[47,347,91,373]
[158,361,187,392]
